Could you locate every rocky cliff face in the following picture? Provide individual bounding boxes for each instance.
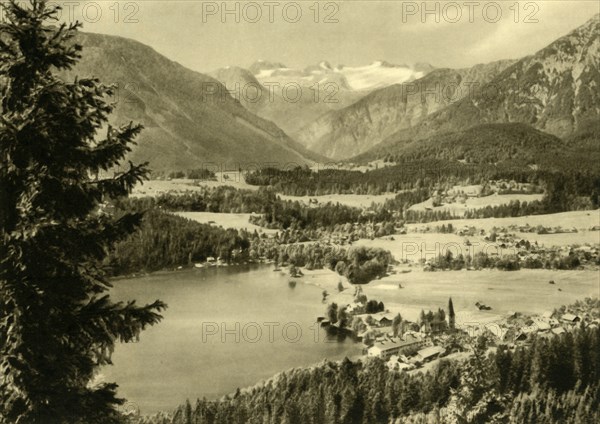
[295,60,515,160]
[372,14,600,153]
[210,60,432,137]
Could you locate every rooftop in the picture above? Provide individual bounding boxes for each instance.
[417,345,445,359]
[370,335,422,352]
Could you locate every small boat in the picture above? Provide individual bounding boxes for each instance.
[194,263,205,269]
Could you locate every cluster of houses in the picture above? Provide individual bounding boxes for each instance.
[365,308,598,372]
[511,312,582,343]
[342,308,452,372]
[491,233,599,268]
[422,223,582,239]
[337,294,600,375]
[415,222,599,269]
[429,181,540,207]
[193,256,229,268]
[511,224,579,235]
[469,309,598,345]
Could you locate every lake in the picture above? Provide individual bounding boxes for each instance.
[100,266,362,413]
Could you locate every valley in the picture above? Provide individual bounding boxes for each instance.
[106,175,600,415]
[111,142,599,417]
[116,71,599,418]
[3,2,599,424]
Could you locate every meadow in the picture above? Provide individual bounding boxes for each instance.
[327,268,599,324]
[173,212,278,235]
[407,209,600,233]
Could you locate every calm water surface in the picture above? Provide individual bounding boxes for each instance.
[102,265,361,413]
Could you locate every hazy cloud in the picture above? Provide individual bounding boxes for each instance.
[68,1,599,72]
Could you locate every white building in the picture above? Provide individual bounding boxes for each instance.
[367,334,425,360]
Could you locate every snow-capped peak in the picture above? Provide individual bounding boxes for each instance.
[252,60,434,91]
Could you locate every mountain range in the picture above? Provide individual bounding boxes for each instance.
[294,59,516,160]
[64,14,599,172]
[351,13,599,163]
[208,65,362,136]
[250,60,433,91]
[63,33,326,172]
[209,60,433,136]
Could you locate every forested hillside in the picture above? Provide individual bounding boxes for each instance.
[105,209,252,276]
[358,123,566,166]
[356,14,600,160]
[61,32,323,171]
[136,325,600,424]
[244,163,600,216]
[295,60,514,160]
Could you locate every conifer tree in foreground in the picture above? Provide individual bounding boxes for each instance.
[0,1,166,422]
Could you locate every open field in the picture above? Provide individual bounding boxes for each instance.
[355,233,499,261]
[174,212,278,235]
[408,193,545,214]
[324,268,599,324]
[354,229,600,260]
[407,209,600,233]
[131,175,258,197]
[133,179,399,208]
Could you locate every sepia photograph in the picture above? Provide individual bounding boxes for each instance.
[0,0,599,423]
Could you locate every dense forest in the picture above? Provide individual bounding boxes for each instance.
[243,166,600,217]
[136,325,600,424]
[105,209,252,276]
[426,250,590,272]
[120,187,278,215]
[360,123,600,174]
[120,187,394,231]
[104,200,394,282]
[243,162,514,196]
[167,169,217,180]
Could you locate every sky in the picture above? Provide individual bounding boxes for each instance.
[50,0,600,73]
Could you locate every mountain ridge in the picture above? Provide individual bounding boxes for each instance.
[294,59,516,160]
[61,32,326,171]
[353,122,600,174]
[356,13,600,161]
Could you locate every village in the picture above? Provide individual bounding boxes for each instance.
[319,292,600,374]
